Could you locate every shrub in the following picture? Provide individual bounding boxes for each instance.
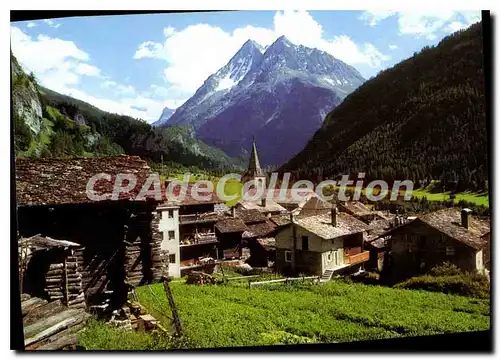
[429,262,462,277]
[395,273,490,298]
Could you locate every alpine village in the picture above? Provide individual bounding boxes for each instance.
[12,19,490,350]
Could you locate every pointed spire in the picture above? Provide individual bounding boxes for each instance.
[245,137,264,177]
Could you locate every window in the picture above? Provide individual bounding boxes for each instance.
[168,254,176,263]
[446,246,455,256]
[168,230,175,240]
[327,252,332,262]
[168,210,174,218]
[302,236,309,251]
[285,251,292,263]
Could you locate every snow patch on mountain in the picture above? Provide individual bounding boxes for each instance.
[216,75,237,91]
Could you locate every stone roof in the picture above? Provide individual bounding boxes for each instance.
[242,220,277,239]
[244,188,316,205]
[163,183,225,206]
[215,218,248,234]
[338,201,372,216]
[237,199,288,214]
[256,237,276,249]
[293,212,370,240]
[418,208,490,250]
[19,235,81,250]
[235,208,268,224]
[294,196,333,218]
[15,155,153,206]
[270,214,292,227]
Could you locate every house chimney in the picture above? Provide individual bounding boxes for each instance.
[461,208,472,229]
[331,207,337,227]
[261,197,267,208]
[231,207,236,218]
[289,212,294,223]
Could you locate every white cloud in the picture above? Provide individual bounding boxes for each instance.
[358,10,396,27]
[11,25,172,122]
[359,10,482,40]
[389,44,398,50]
[446,21,468,33]
[10,26,93,91]
[133,41,165,59]
[397,11,456,40]
[134,10,389,96]
[27,22,37,28]
[75,63,101,77]
[101,80,136,96]
[44,19,61,28]
[164,26,176,37]
[273,10,323,48]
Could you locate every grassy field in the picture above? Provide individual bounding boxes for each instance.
[411,189,489,207]
[329,185,489,207]
[162,173,244,206]
[129,280,490,349]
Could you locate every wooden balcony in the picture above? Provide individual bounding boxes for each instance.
[346,250,370,265]
[180,232,218,247]
[179,213,219,224]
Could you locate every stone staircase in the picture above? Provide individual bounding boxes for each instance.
[320,269,334,283]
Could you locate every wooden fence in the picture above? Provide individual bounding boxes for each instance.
[248,276,320,288]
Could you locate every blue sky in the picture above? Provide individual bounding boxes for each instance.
[10,10,481,122]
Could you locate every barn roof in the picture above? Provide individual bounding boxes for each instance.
[256,237,276,249]
[242,220,277,239]
[237,199,287,214]
[292,212,369,240]
[235,208,268,224]
[270,214,292,227]
[163,182,225,206]
[19,235,81,250]
[15,155,154,206]
[338,201,372,216]
[417,208,490,249]
[215,218,248,234]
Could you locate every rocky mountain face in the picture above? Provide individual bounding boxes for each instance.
[12,57,43,136]
[152,106,176,127]
[163,36,365,166]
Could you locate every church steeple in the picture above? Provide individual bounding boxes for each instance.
[242,137,266,192]
[247,136,264,177]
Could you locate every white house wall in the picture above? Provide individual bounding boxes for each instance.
[158,206,181,278]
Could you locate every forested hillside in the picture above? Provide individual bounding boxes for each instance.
[281,22,488,192]
[12,53,243,173]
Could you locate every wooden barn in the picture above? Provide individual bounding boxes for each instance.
[15,155,166,309]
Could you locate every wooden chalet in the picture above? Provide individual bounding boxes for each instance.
[15,155,165,308]
[377,207,491,281]
[275,208,370,277]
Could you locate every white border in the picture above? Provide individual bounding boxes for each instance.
[2,1,499,358]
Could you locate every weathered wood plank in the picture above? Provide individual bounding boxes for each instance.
[24,311,89,347]
[25,315,89,350]
[22,298,48,316]
[23,309,80,339]
[23,300,64,327]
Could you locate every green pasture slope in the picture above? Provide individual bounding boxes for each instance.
[129,280,490,349]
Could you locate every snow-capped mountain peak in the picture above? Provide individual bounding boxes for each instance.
[163,37,366,165]
[152,106,176,127]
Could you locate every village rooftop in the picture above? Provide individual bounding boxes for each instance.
[85,172,414,203]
